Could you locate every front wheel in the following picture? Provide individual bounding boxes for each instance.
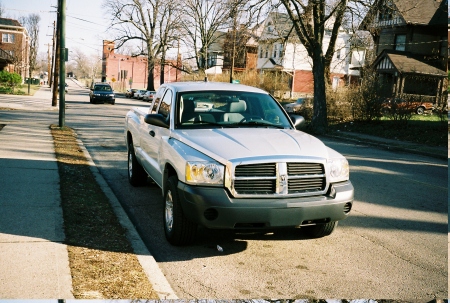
[302,221,338,238]
[164,176,197,245]
[127,142,147,186]
[416,107,425,115]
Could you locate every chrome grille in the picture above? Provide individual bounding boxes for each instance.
[235,163,276,177]
[233,162,326,196]
[287,162,325,194]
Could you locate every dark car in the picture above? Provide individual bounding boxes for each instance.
[125,88,138,98]
[89,83,115,105]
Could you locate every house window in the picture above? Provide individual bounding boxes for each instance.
[259,46,263,58]
[394,34,406,51]
[378,9,393,21]
[336,50,341,60]
[267,22,273,33]
[8,50,14,56]
[2,33,15,43]
[265,47,268,58]
[279,44,283,57]
[273,44,278,58]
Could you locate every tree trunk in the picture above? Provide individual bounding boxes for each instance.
[311,51,328,134]
[160,50,166,85]
[147,59,155,91]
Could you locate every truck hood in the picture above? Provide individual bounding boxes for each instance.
[172,128,331,163]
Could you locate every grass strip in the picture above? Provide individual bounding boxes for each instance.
[50,124,158,299]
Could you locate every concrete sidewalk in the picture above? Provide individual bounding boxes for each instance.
[0,111,73,298]
[0,86,58,111]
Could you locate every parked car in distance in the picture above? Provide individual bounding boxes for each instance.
[134,89,147,100]
[285,97,307,113]
[89,82,115,105]
[381,97,434,115]
[126,88,138,98]
[142,90,156,102]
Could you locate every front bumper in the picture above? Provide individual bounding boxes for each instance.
[178,181,354,229]
[91,95,115,103]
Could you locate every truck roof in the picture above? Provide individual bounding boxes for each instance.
[162,81,269,94]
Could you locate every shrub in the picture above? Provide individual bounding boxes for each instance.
[0,70,22,93]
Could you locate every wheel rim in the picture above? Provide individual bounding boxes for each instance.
[128,151,133,178]
[165,191,174,232]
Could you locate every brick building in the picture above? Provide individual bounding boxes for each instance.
[101,40,181,91]
[0,17,29,81]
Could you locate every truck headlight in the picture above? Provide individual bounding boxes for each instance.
[185,161,224,185]
[327,158,349,183]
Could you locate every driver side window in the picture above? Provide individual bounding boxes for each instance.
[158,89,173,121]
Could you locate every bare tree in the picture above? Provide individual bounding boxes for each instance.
[0,1,4,17]
[69,48,92,78]
[104,0,181,91]
[157,0,182,84]
[20,13,41,94]
[180,0,231,75]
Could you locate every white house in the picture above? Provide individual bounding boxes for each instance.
[257,12,366,95]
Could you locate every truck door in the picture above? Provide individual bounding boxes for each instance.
[140,89,172,187]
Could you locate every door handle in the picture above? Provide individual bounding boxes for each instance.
[149,130,155,137]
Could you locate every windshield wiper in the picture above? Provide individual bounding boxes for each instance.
[233,120,286,129]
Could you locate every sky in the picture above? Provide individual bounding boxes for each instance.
[2,0,111,59]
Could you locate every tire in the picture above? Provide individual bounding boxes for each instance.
[89,97,93,103]
[111,100,115,105]
[164,176,197,246]
[416,107,425,115]
[303,221,338,238]
[127,142,147,186]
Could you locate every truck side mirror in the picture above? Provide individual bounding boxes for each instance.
[290,115,306,130]
[144,114,169,128]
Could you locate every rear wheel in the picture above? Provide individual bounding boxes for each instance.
[127,142,147,186]
[303,221,337,238]
[416,106,425,115]
[164,176,197,245]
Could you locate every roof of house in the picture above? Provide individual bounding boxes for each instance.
[360,0,447,29]
[259,12,293,41]
[0,17,23,27]
[374,50,447,77]
[395,0,446,25]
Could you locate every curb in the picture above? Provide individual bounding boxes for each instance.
[75,137,178,299]
[323,133,447,161]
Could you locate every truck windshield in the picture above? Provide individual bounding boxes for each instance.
[176,91,292,129]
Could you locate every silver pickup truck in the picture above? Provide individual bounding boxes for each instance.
[125,81,354,245]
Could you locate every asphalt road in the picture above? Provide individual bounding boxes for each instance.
[48,86,448,299]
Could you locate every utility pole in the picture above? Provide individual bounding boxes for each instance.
[58,0,66,127]
[229,1,238,84]
[45,43,51,85]
[51,19,59,107]
[49,21,56,87]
